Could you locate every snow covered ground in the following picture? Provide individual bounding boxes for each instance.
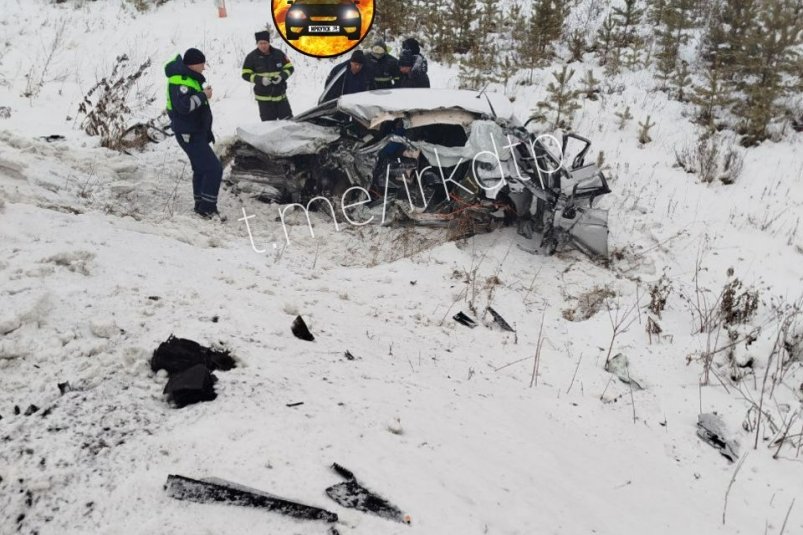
[1,1,802,534]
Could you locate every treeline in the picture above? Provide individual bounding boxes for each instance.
[376,0,802,146]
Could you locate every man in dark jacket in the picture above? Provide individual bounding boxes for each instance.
[241,31,294,121]
[397,50,430,88]
[319,50,371,103]
[401,37,429,78]
[165,48,223,218]
[367,38,399,89]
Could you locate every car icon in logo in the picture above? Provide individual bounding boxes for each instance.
[285,0,362,41]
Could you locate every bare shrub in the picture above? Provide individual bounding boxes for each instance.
[77,55,155,150]
[648,273,672,318]
[720,275,760,327]
[673,135,745,185]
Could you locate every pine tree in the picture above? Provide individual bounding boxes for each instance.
[612,0,645,49]
[671,60,692,102]
[427,0,454,61]
[624,48,642,70]
[519,0,566,68]
[654,0,696,92]
[479,0,502,36]
[452,0,477,54]
[691,56,732,134]
[638,116,656,144]
[736,0,802,145]
[580,70,601,101]
[615,106,634,129]
[596,14,617,66]
[533,65,581,130]
[567,29,587,63]
[458,35,499,90]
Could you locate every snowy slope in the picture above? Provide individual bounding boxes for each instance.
[1,1,802,535]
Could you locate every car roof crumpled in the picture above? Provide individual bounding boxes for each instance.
[335,89,516,126]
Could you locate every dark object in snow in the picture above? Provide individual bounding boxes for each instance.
[24,405,39,416]
[604,354,644,390]
[696,413,739,462]
[41,134,65,142]
[286,402,304,408]
[211,315,219,323]
[147,295,160,301]
[165,474,338,522]
[14,405,20,415]
[325,463,410,524]
[453,311,477,329]
[57,382,71,395]
[151,335,235,375]
[292,316,315,341]
[487,307,515,332]
[328,528,341,535]
[163,364,217,408]
[344,350,356,361]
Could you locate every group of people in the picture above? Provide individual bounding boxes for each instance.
[320,37,430,102]
[165,31,431,219]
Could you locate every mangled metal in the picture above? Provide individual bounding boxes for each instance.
[229,89,612,258]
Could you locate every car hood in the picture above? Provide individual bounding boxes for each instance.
[236,120,341,157]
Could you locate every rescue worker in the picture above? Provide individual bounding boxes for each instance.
[366,38,399,89]
[320,50,371,102]
[397,50,430,88]
[165,48,223,218]
[241,31,294,120]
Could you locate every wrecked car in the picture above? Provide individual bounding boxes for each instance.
[227,88,611,258]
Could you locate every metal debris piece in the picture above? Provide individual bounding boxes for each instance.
[325,464,410,524]
[165,474,338,522]
[453,311,477,329]
[487,307,515,332]
[696,413,739,462]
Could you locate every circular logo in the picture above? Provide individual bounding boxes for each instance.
[272,0,375,58]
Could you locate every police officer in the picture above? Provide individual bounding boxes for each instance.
[367,38,399,89]
[165,48,223,218]
[241,31,294,120]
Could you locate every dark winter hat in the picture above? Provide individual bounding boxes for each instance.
[350,50,366,64]
[255,30,271,42]
[399,50,414,67]
[402,37,420,55]
[182,48,206,66]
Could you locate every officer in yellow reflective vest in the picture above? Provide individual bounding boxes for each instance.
[165,48,223,219]
[241,31,294,121]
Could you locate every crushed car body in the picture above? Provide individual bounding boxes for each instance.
[228,88,611,258]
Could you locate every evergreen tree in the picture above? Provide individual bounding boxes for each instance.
[671,60,692,102]
[615,106,634,130]
[612,0,645,49]
[580,70,601,101]
[532,65,581,130]
[519,0,566,68]
[479,0,502,36]
[596,15,617,66]
[736,0,802,145]
[452,0,478,54]
[691,55,732,133]
[458,35,499,90]
[638,115,656,144]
